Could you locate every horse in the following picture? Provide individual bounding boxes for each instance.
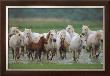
[9,33,24,62]
[59,33,69,60]
[45,30,58,60]
[69,34,82,62]
[81,25,103,58]
[66,25,79,39]
[9,27,20,39]
[86,31,102,58]
[27,35,47,61]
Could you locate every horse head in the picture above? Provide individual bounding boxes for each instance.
[66,25,74,33]
[48,30,57,42]
[82,25,89,36]
[39,36,47,44]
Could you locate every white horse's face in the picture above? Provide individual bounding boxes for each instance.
[49,30,57,42]
[60,31,66,39]
[9,27,19,35]
[82,25,89,36]
[66,25,74,33]
[24,29,32,38]
[20,33,25,46]
[16,33,24,46]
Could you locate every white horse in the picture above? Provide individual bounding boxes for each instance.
[81,25,103,58]
[45,30,58,60]
[58,29,70,60]
[86,31,102,58]
[81,25,96,40]
[69,34,82,62]
[9,33,24,61]
[9,27,20,39]
[66,25,79,39]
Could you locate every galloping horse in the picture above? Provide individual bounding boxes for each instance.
[27,35,47,61]
[59,35,68,60]
[45,30,58,60]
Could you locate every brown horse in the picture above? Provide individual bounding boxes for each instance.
[59,37,67,60]
[27,36,47,61]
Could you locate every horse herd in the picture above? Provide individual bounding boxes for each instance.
[9,25,103,63]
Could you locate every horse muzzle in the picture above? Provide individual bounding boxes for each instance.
[53,38,56,42]
[82,46,86,49]
[101,39,103,43]
[82,33,85,36]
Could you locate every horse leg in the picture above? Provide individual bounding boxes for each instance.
[60,50,63,59]
[24,45,27,54]
[35,51,37,59]
[12,48,14,59]
[77,49,81,59]
[21,46,24,56]
[28,50,31,60]
[30,50,33,60]
[89,47,92,58]
[93,46,97,59]
[14,47,19,62]
[62,50,65,60]
[73,50,76,62]
[47,51,49,60]
[64,50,66,59]
[31,51,33,60]
[39,51,41,61]
[51,53,54,60]
[13,48,16,61]
[17,48,20,59]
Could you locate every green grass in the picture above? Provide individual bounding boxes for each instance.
[9,18,103,33]
[9,63,103,69]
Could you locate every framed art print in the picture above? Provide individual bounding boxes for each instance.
[6,6,105,71]
[0,0,110,76]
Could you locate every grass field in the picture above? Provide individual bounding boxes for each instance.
[8,18,103,70]
[9,63,103,69]
[9,18,103,33]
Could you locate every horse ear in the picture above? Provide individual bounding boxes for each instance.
[82,24,85,27]
[55,30,57,33]
[68,25,71,27]
[86,25,89,29]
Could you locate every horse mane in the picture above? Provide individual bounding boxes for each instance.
[37,36,47,49]
[38,36,44,43]
[46,32,50,41]
[60,39,65,46]
[28,34,32,44]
